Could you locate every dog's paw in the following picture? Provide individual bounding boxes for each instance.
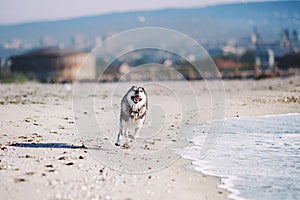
[121,143,130,149]
[114,142,120,146]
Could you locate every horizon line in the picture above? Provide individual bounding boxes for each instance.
[0,0,286,26]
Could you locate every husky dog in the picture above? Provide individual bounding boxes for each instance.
[115,86,148,148]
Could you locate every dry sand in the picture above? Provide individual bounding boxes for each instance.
[0,75,299,200]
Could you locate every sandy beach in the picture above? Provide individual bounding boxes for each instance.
[0,75,299,200]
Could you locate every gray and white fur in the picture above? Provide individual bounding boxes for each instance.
[115,86,148,147]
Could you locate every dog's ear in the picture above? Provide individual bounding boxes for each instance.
[131,85,136,89]
[142,87,148,108]
[141,87,147,94]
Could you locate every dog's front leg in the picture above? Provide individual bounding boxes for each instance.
[123,128,129,148]
[134,114,145,138]
[115,121,123,146]
[115,131,123,146]
[134,127,141,139]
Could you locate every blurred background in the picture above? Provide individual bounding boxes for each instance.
[0,0,299,82]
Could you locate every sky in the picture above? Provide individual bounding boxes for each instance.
[0,0,280,25]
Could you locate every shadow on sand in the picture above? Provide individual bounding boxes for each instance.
[10,143,86,149]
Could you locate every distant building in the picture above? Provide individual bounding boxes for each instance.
[3,39,24,50]
[10,47,95,82]
[254,48,278,78]
[255,49,275,70]
[276,52,300,69]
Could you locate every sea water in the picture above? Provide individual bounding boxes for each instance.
[182,113,300,200]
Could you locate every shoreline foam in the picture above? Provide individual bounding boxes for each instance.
[182,113,300,200]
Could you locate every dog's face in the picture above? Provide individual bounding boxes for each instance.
[127,86,147,104]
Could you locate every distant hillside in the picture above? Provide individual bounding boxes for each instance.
[0,1,299,48]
